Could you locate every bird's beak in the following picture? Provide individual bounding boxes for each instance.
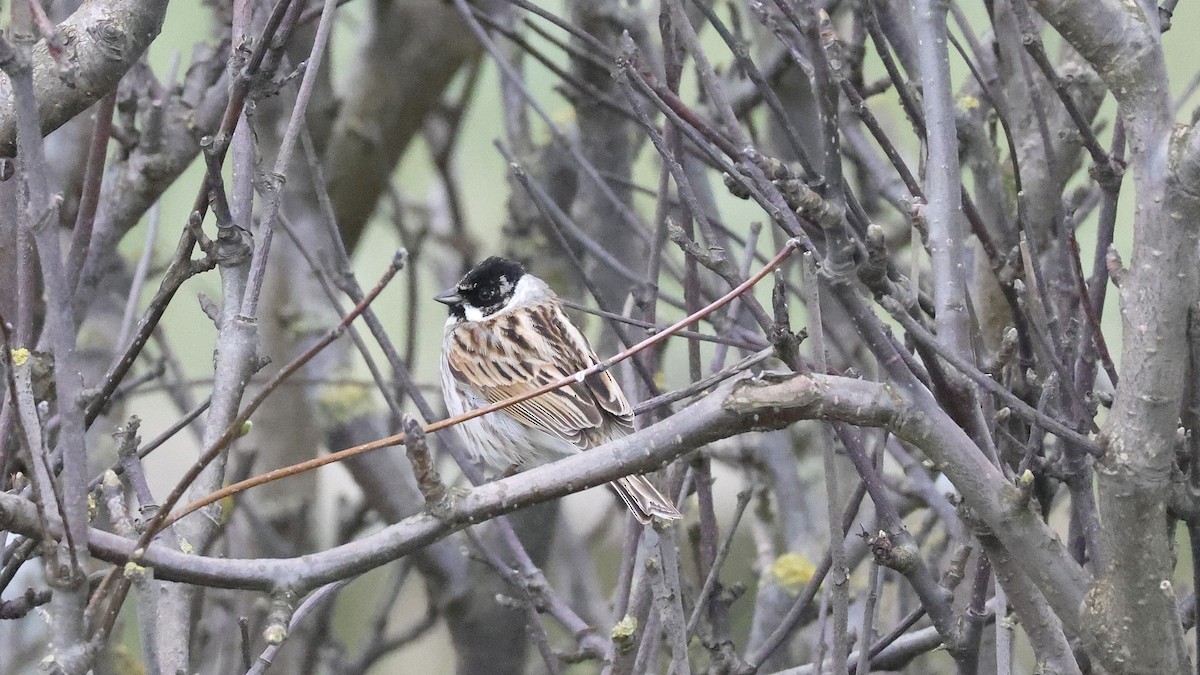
[434,287,462,306]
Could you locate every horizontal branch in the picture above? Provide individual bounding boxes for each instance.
[0,370,910,593]
[3,362,1091,643]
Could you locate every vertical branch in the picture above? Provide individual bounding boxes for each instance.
[977,533,1081,675]
[910,0,971,360]
[99,467,161,673]
[1029,0,1192,671]
[856,561,883,675]
[563,0,643,335]
[779,0,842,198]
[1,21,93,673]
[659,4,702,382]
[147,2,342,670]
[685,489,751,636]
[994,578,1012,675]
[64,92,116,297]
[652,528,691,675]
[230,0,256,234]
[238,0,337,320]
[802,251,848,673]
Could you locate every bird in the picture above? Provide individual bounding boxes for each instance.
[436,256,683,524]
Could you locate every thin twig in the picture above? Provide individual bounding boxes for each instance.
[745,474,870,667]
[685,490,751,634]
[114,202,162,351]
[559,298,766,351]
[131,253,407,547]
[857,561,884,675]
[239,0,339,320]
[65,91,117,297]
[878,295,1100,454]
[246,579,353,675]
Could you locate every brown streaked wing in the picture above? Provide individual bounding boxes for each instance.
[446,301,634,449]
[530,303,633,427]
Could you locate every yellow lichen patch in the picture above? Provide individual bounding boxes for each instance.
[316,381,375,426]
[611,615,638,640]
[554,106,576,124]
[123,561,148,579]
[611,614,638,652]
[179,538,194,555]
[771,552,817,594]
[263,624,288,645]
[11,348,29,367]
[957,95,981,111]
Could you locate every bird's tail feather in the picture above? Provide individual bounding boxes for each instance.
[612,475,683,524]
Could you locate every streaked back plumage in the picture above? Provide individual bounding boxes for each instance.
[437,259,682,524]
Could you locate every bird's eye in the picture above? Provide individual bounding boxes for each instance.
[479,288,497,302]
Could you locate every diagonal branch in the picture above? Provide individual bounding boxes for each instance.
[0,362,1083,657]
[0,370,962,592]
[0,0,169,153]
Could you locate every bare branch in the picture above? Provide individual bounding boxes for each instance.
[4,369,963,592]
[0,0,169,153]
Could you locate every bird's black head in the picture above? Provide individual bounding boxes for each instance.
[435,257,528,321]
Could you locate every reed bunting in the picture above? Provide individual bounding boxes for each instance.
[436,257,683,524]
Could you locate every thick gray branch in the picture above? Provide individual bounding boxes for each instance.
[323,0,479,249]
[1029,1,1193,671]
[1029,0,1166,125]
[0,0,170,154]
[0,372,894,591]
[1,367,1086,634]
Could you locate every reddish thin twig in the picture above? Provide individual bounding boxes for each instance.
[1067,231,1119,387]
[162,239,804,528]
[25,0,66,66]
[84,248,406,646]
[129,252,406,546]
